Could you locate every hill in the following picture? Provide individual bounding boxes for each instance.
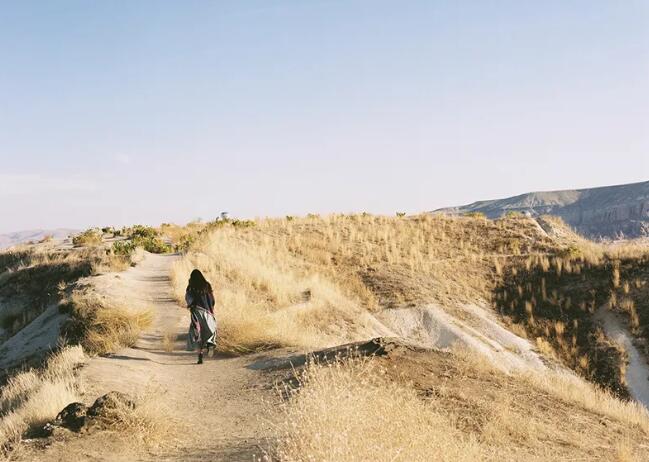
[2,215,649,460]
[0,229,77,250]
[435,180,649,239]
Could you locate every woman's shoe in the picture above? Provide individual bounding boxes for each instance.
[197,353,203,364]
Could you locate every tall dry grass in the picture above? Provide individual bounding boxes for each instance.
[61,291,153,355]
[273,349,649,462]
[0,346,85,452]
[272,358,482,462]
[171,214,558,353]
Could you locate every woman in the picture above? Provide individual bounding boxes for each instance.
[185,269,217,364]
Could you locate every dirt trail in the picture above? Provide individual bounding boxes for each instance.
[596,305,649,409]
[28,253,285,461]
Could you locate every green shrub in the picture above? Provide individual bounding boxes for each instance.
[133,236,172,254]
[174,234,196,253]
[130,225,158,239]
[112,240,137,256]
[396,212,406,218]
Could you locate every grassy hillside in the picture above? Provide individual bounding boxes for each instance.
[171,213,649,396]
[170,214,558,352]
[273,342,649,461]
[3,214,649,460]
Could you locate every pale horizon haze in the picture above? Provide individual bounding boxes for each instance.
[1,1,648,233]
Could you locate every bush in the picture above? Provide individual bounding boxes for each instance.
[112,241,137,257]
[113,237,171,255]
[72,229,102,247]
[60,291,153,355]
[174,234,196,253]
[133,236,172,254]
[130,225,158,239]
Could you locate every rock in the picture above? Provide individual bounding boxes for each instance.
[54,402,88,432]
[87,391,135,418]
[434,180,649,239]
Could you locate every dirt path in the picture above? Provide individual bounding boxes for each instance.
[596,305,649,409]
[25,253,286,461]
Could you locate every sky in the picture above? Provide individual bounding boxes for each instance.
[1,0,648,233]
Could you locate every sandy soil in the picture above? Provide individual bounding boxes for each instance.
[19,253,288,461]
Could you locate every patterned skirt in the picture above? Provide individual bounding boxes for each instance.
[187,307,217,351]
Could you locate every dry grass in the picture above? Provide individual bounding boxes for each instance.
[171,214,649,392]
[272,357,482,462]
[523,370,649,434]
[495,235,649,394]
[452,345,649,434]
[161,328,177,353]
[61,290,153,355]
[0,245,133,340]
[273,347,649,462]
[171,214,558,353]
[0,346,85,452]
[88,387,177,451]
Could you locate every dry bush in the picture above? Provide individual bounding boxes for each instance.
[72,229,103,248]
[61,291,153,355]
[272,357,482,462]
[0,346,85,452]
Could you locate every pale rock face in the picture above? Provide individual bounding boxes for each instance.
[436,180,649,239]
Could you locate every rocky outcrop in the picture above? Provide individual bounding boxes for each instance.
[435,180,649,239]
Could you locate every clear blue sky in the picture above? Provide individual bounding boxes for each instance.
[1,1,648,233]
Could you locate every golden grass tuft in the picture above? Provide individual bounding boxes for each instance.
[161,328,177,353]
[89,388,178,451]
[62,291,153,355]
[0,346,85,452]
[272,358,482,462]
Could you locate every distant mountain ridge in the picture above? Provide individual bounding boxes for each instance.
[435,180,649,239]
[0,229,77,250]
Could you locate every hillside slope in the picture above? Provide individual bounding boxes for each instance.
[0,229,77,250]
[435,180,649,239]
[3,216,649,460]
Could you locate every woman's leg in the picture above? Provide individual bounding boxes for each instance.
[197,342,204,364]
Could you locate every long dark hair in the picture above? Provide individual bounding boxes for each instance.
[187,269,212,294]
